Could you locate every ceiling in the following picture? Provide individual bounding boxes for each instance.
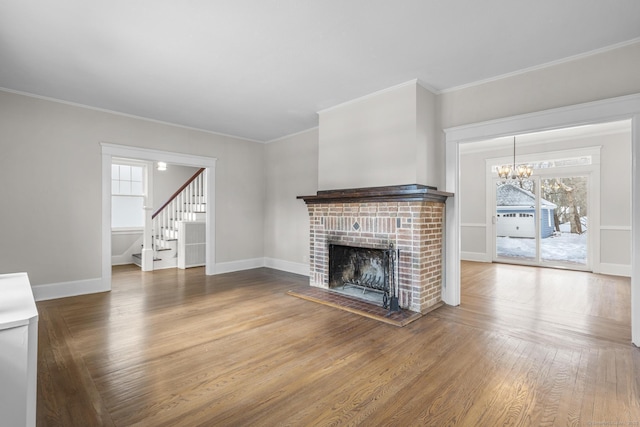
[1,1,639,142]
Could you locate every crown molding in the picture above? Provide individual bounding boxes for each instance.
[440,38,640,94]
[0,87,264,144]
[317,79,421,115]
[265,126,319,144]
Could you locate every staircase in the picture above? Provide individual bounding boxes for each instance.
[132,168,206,270]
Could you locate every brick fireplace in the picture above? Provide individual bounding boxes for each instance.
[298,184,452,314]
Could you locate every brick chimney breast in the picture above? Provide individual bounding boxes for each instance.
[298,184,452,314]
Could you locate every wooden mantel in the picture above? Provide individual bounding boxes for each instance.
[297,184,453,204]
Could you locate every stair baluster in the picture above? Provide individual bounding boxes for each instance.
[143,168,206,270]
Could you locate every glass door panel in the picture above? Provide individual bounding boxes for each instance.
[539,176,588,267]
[495,179,538,262]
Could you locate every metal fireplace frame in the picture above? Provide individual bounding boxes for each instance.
[328,242,400,312]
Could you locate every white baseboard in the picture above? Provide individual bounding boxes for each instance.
[460,251,491,262]
[32,277,108,302]
[214,258,265,274]
[214,257,310,276]
[111,255,134,265]
[264,258,309,276]
[598,263,631,277]
[32,258,307,301]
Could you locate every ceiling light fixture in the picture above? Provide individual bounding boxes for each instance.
[497,137,532,181]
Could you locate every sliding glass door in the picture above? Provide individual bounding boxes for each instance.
[495,179,538,262]
[494,175,589,270]
[539,176,588,266]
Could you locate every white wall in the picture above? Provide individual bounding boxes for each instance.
[264,128,318,274]
[0,90,265,287]
[459,129,631,273]
[318,80,439,190]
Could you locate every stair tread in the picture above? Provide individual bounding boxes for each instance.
[132,253,161,261]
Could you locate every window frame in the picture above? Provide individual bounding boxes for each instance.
[111,159,148,231]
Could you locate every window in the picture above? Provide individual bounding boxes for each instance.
[112,163,145,229]
[491,155,592,174]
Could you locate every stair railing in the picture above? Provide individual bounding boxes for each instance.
[151,168,206,251]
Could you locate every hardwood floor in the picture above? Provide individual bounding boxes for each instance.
[36,262,640,426]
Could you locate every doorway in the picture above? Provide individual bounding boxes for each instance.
[101,143,217,291]
[443,95,640,345]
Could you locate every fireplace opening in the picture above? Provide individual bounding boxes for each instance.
[328,243,400,311]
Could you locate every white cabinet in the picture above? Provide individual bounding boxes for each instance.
[0,272,38,427]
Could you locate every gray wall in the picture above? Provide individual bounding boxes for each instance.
[0,90,264,286]
[264,42,640,271]
[153,164,201,210]
[264,128,318,267]
[1,41,639,288]
[439,42,640,130]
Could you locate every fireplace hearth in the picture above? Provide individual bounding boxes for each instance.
[298,184,453,314]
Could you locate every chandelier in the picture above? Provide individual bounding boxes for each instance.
[497,137,533,181]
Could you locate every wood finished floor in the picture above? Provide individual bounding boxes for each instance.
[36,262,640,426]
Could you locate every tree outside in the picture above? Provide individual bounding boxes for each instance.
[541,176,588,234]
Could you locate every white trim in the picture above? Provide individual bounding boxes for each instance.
[459,121,631,155]
[460,252,490,263]
[445,93,640,346]
[264,258,310,276]
[441,38,640,94]
[32,278,106,302]
[214,258,265,275]
[601,225,633,231]
[599,263,632,277]
[210,257,311,276]
[461,223,486,228]
[111,228,144,234]
[632,112,640,345]
[101,151,112,292]
[444,142,460,306]
[444,94,640,143]
[265,127,318,144]
[102,143,218,167]
[102,144,217,294]
[111,257,136,266]
[0,87,264,144]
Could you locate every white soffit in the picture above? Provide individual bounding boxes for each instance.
[459,120,633,154]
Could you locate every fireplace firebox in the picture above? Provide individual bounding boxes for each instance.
[328,243,400,310]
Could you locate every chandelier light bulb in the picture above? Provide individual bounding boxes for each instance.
[497,137,533,182]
